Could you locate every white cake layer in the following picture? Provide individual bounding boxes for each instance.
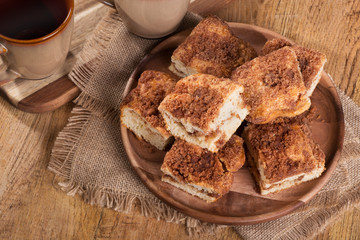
[121,107,172,150]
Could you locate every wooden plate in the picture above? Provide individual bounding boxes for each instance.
[120,23,345,225]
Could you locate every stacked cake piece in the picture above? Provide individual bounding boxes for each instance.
[158,73,248,152]
[158,73,248,202]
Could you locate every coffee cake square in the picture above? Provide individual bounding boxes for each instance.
[232,47,311,124]
[161,135,245,202]
[121,70,176,150]
[159,73,248,152]
[243,118,326,195]
[260,38,327,97]
[169,16,257,78]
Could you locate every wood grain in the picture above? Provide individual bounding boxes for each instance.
[189,0,235,16]
[17,76,80,113]
[0,0,360,240]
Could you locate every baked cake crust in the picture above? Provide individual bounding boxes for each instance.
[159,74,243,131]
[121,70,176,149]
[161,139,233,196]
[261,38,327,97]
[260,38,293,56]
[170,16,257,78]
[161,135,245,202]
[243,117,326,195]
[159,73,248,152]
[218,135,246,172]
[232,47,311,124]
[292,45,327,96]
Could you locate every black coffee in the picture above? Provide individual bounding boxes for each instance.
[0,0,68,40]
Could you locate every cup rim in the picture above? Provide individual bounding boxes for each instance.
[0,0,74,44]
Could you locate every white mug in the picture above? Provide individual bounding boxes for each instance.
[99,0,190,38]
[0,0,74,81]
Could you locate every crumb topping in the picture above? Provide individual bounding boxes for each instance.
[260,38,293,56]
[159,74,241,130]
[173,16,257,78]
[232,47,308,123]
[122,70,176,129]
[162,138,244,194]
[292,46,326,90]
[243,117,325,183]
[260,39,327,92]
[218,135,246,172]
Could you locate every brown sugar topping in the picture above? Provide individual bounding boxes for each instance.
[218,135,246,172]
[260,39,327,92]
[121,70,176,129]
[243,117,325,183]
[292,45,326,90]
[260,38,293,56]
[232,47,308,123]
[162,139,238,194]
[160,74,240,130]
[173,16,257,78]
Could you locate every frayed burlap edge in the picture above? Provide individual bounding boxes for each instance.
[48,107,92,178]
[68,9,124,125]
[276,183,360,240]
[69,9,121,90]
[74,92,119,125]
[48,106,219,236]
[56,179,219,236]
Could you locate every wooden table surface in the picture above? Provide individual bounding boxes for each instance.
[1,0,359,239]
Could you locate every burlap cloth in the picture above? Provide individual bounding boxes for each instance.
[48,10,360,239]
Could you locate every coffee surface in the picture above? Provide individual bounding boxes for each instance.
[0,0,67,40]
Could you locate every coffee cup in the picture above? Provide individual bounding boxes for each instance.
[99,0,190,39]
[0,0,74,81]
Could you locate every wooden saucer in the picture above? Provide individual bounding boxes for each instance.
[0,1,107,113]
[120,23,345,225]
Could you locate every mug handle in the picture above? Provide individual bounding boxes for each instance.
[0,43,21,82]
[97,0,116,9]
